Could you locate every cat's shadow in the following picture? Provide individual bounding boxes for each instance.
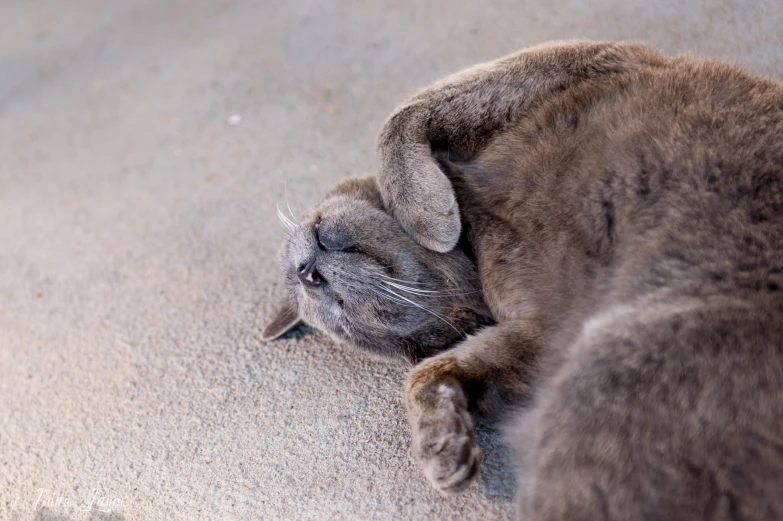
[475,424,517,501]
[276,322,317,340]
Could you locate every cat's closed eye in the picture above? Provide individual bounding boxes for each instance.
[316,224,358,253]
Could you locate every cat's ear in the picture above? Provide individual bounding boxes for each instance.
[262,295,302,341]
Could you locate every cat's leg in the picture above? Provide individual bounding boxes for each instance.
[519,299,783,520]
[377,41,665,252]
[406,318,544,493]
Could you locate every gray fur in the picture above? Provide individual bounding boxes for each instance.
[265,176,493,362]
[374,40,783,519]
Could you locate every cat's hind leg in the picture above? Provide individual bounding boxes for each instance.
[518,298,783,521]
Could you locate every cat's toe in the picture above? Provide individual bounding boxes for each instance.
[414,411,482,494]
[423,434,482,494]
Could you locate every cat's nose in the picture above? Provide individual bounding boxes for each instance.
[297,258,323,287]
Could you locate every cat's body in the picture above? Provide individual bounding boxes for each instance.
[425,51,783,520]
[267,41,783,520]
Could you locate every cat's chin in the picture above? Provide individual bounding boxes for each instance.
[317,324,446,364]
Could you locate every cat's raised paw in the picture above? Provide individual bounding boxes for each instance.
[379,155,462,253]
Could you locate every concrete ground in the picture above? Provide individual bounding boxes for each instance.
[1,1,781,520]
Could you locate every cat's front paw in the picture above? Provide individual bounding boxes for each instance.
[378,151,462,253]
[412,395,482,494]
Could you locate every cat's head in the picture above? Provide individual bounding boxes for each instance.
[263,176,493,362]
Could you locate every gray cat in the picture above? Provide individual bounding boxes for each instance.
[266,41,783,520]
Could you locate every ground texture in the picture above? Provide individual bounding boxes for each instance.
[1,1,782,519]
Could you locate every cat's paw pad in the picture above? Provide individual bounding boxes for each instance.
[414,409,482,494]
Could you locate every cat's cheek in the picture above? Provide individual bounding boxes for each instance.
[296,291,348,341]
[326,300,344,325]
[293,289,319,328]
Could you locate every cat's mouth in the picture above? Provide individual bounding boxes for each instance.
[293,256,346,309]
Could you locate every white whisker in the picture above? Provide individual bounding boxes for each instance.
[373,272,428,286]
[368,286,413,307]
[382,280,444,295]
[376,285,464,337]
[276,204,297,231]
[366,268,480,297]
[378,278,481,298]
